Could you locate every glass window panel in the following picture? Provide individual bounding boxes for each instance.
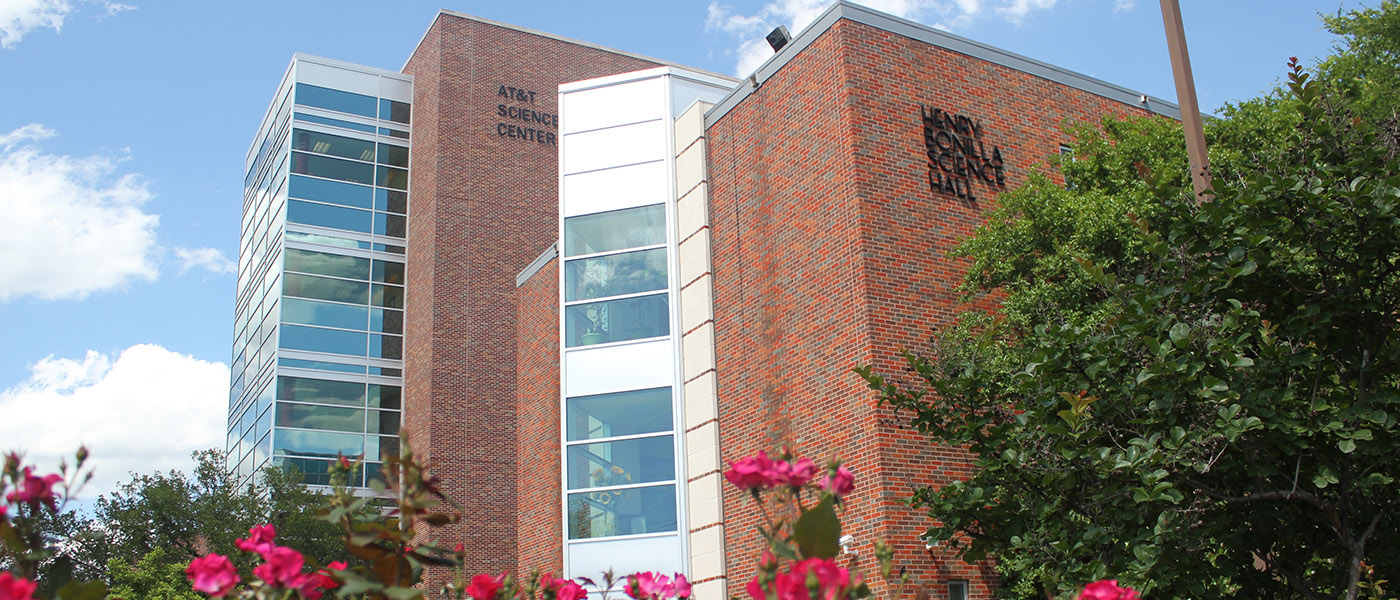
[369,308,403,334]
[369,334,402,360]
[566,388,672,441]
[276,403,365,433]
[368,410,400,435]
[368,385,401,410]
[288,175,373,209]
[564,293,669,347]
[284,273,368,304]
[280,324,367,356]
[564,247,668,302]
[292,152,374,185]
[273,428,364,459]
[373,243,406,255]
[563,204,666,257]
[377,143,409,167]
[371,260,404,284]
[284,248,370,280]
[279,357,366,375]
[287,200,372,234]
[363,462,381,485]
[373,213,407,238]
[371,284,404,309]
[369,367,402,377]
[295,83,377,118]
[379,99,411,124]
[566,436,675,490]
[285,231,373,250]
[366,436,399,462]
[280,298,368,331]
[294,112,377,133]
[293,129,376,162]
[374,189,408,214]
[278,376,365,407]
[276,457,362,487]
[379,128,410,140]
[376,166,408,190]
[567,485,677,540]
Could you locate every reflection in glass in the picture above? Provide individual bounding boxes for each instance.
[369,308,403,334]
[379,128,409,140]
[275,403,364,433]
[273,428,364,458]
[281,298,368,330]
[287,200,372,234]
[566,436,675,489]
[294,84,377,118]
[567,485,677,539]
[288,175,373,209]
[566,388,672,441]
[564,247,667,302]
[371,284,404,309]
[292,152,374,185]
[374,189,408,214]
[278,376,365,406]
[369,334,402,359]
[373,213,407,238]
[563,204,666,257]
[564,293,669,347]
[376,166,408,190]
[379,99,411,124]
[377,143,408,167]
[277,457,362,487]
[371,261,404,284]
[368,410,400,435]
[369,385,401,410]
[294,112,376,134]
[284,248,370,280]
[279,324,366,356]
[284,273,368,304]
[279,357,366,374]
[293,129,375,162]
[285,231,373,250]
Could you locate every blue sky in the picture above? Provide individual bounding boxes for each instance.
[0,0,1361,497]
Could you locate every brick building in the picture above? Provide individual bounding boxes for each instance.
[233,3,1177,598]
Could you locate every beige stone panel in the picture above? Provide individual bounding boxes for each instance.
[678,228,712,287]
[673,102,709,154]
[686,422,721,477]
[683,372,718,425]
[676,182,710,242]
[681,322,716,382]
[689,526,727,580]
[693,578,728,599]
[674,142,706,198]
[680,274,714,331]
[686,471,723,526]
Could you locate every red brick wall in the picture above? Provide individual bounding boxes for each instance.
[705,18,1156,598]
[516,256,562,573]
[401,13,658,584]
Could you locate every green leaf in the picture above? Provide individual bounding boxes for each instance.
[1339,439,1357,453]
[793,497,842,559]
[1169,323,1191,348]
[54,581,107,600]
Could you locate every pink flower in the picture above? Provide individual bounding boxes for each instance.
[669,573,692,599]
[819,465,855,497]
[185,553,240,597]
[466,574,504,600]
[316,561,347,590]
[5,467,63,511]
[295,573,324,600]
[726,451,777,491]
[770,458,818,488]
[235,523,277,557]
[625,572,691,599]
[544,575,587,600]
[1079,580,1141,600]
[791,558,853,600]
[0,572,38,600]
[252,546,306,587]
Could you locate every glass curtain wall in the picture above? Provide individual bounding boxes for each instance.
[228,58,411,492]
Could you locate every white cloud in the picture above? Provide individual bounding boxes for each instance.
[706,0,1129,76]
[175,247,236,275]
[0,124,160,301]
[101,1,135,16]
[0,344,229,499]
[0,0,70,49]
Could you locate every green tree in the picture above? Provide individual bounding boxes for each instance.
[858,61,1399,600]
[105,548,202,600]
[1317,0,1400,126]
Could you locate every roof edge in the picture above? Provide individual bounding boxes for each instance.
[517,242,558,288]
[705,1,1181,127]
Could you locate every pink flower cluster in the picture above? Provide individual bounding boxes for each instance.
[0,572,38,600]
[747,557,858,600]
[624,571,691,600]
[1078,580,1141,600]
[464,573,587,600]
[186,524,343,599]
[724,451,855,497]
[4,466,62,512]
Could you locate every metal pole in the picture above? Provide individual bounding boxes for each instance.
[1159,0,1212,201]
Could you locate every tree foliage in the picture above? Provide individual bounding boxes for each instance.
[858,32,1400,600]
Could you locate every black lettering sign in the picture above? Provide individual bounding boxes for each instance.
[920,105,1006,200]
[493,84,557,146]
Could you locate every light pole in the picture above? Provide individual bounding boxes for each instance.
[1159,0,1212,201]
